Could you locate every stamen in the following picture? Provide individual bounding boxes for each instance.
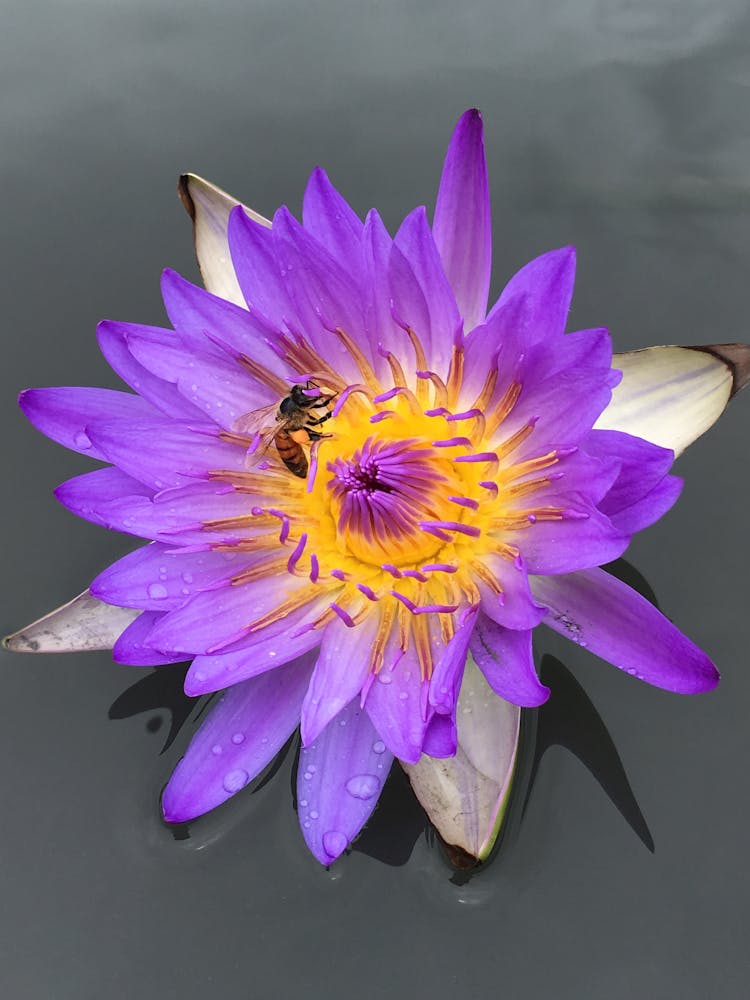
[229,557,288,587]
[420,563,458,573]
[333,327,381,392]
[377,345,408,388]
[202,330,290,396]
[416,370,449,409]
[381,563,402,578]
[330,568,349,581]
[390,592,459,616]
[401,569,428,582]
[471,559,504,595]
[453,452,499,466]
[494,417,538,460]
[309,553,319,582]
[370,602,397,675]
[419,520,481,538]
[445,341,465,409]
[330,602,357,627]
[332,384,373,418]
[372,385,422,414]
[432,436,473,449]
[486,381,522,436]
[447,408,483,422]
[449,496,479,510]
[357,583,379,601]
[479,480,498,495]
[471,363,499,413]
[286,532,308,573]
[370,410,395,423]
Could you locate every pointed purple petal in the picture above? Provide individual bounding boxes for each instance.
[428,608,475,713]
[531,567,719,694]
[112,611,185,666]
[487,246,577,346]
[54,468,153,527]
[608,474,683,534]
[297,698,393,865]
[392,206,461,376]
[432,109,491,333]
[226,207,294,330]
[19,387,156,460]
[475,554,547,629]
[364,645,429,764]
[85,419,245,491]
[302,168,364,279]
[97,320,206,420]
[162,654,314,821]
[470,614,549,706]
[300,614,378,745]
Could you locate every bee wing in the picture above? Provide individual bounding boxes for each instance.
[232,402,279,438]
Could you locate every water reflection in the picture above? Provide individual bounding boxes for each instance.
[108,661,192,753]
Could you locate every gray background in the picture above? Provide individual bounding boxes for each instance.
[2,1,749,998]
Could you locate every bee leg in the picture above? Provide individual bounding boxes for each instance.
[306,411,334,427]
[306,429,332,441]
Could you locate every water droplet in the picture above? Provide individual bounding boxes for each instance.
[147,582,169,600]
[299,799,308,808]
[339,718,347,726]
[223,768,249,793]
[378,673,392,685]
[307,764,317,774]
[182,572,194,584]
[310,810,319,819]
[345,774,380,800]
[398,691,408,701]
[303,771,313,781]
[373,740,386,754]
[322,830,348,858]
[211,743,222,755]
[74,430,92,450]
[231,732,245,745]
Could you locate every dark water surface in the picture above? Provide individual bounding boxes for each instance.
[2,2,749,997]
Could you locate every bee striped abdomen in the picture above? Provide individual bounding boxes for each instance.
[275,429,309,477]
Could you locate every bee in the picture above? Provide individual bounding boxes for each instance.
[233,381,337,478]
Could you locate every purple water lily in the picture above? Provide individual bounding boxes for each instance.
[14,110,743,866]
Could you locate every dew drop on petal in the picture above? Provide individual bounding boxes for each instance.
[310,810,319,820]
[398,691,408,701]
[74,431,92,450]
[223,768,249,793]
[322,830,348,858]
[299,799,308,808]
[372,740,386,754]
[147,582,169,600]
[211,744,222,755]
[377,673,392,685]
[231,732,245,745]
[345,774,380,800]
[182,572,194,584]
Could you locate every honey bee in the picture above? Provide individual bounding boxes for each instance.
[233,381,337,478]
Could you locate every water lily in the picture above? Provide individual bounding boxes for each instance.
[8,110,748,866]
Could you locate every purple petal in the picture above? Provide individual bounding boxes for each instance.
[272,207,366,383]
[432,108,491,333]
[160,268,285,377]
[475,554,547,629]
[125,328,270,428]
[487,246,577,345]
[85,419,245,491]
[60,481,275,545]
[226,208,295,330]
[531,567,719,693]
[97,320,206,420]
[184,611,325,695]
[302,167,364,280]
[361,209,419,385]
[584,429,674,517]
[514,500,630,575]
[162,654,315,822]
[297,697,394,865]
[90,543,259,610]
[145,573,317,655]
[300,614,378,745]
[112,611,185,666]
[392,206,461,376]
[470,614,549,706]
[428,608,475,713]
[364,645,429,764]
[19,387,156,460]
[608,474,683,534]
[54,467,153,527]
[421,713,457,757]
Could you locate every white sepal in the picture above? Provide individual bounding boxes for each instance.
[4,590,139,653]
[177,173,271,306]
[597,345,741,456]
[403,658,520,861]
